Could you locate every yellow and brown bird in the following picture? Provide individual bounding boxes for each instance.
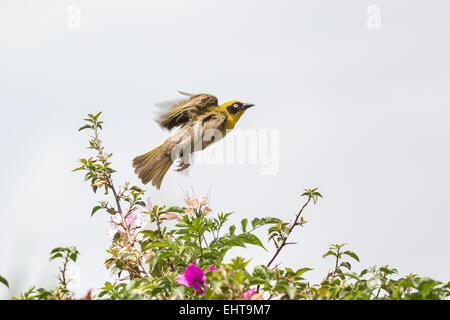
[132,92,254,189]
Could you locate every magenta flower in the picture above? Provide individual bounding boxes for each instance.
[175,261,215,294]
[241,288,257,299]
[205,266,216,273]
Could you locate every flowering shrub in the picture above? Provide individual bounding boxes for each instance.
[7,112,450,300]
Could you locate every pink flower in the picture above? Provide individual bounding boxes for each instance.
[175,261,215,294]
[185,207,195,217]
[146,196,153,212]
[184,197,195,207]
[107,209,150,237]
[133,209,150,229]
[200,196,209,206]
[106,196,152,239]
[159,213,179,220]
[202,207,212,216]
[241,288,257,299]
[107,215,125,237]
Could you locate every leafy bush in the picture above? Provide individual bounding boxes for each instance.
[7,113,450,300]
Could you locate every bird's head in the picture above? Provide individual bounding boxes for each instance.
[223,100,255,115]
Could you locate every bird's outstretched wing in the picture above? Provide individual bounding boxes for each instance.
[157,92,219,130]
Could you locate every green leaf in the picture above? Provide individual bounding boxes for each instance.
[50,247,65,254]
[105,281,114,291]
[94,112,102,120]
[253,265,272,279]
[78,124,92,131]
[142,242,170,251]
[0,275,9,288]
[163,206,185,213]
[340,261,351,270]
[129,186,142,192]
[49,253,63,261]
[238,233,265,250]
[241,219,248,232]
[295,267,313,277]
[251,217,282,229]
[322,250,336,259]
[69,253,78,262]
[91,205,104,217]
[68,248,79,262]
[343,251,360,262]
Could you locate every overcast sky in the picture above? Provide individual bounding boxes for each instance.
[1,0,449,298]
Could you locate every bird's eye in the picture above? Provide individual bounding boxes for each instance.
[234,103,239,108]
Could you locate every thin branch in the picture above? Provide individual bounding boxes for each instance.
[266,196,312,268]
[58,251,70,290]
[89,120,149,279]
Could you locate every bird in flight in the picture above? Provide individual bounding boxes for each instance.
[133,91,254,189]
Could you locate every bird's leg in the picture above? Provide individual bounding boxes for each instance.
[175,147,193,174]
[175,160,191,172]
[175,151,192,172]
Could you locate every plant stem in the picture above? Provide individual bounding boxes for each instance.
[156,216,163,239]
[59,251,70,290]
[92,123,148,278]
[334,248,340,274]
[198,233,203,255]
[266,196,311,268]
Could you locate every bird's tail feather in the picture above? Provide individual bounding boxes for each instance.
[132,146,173,189]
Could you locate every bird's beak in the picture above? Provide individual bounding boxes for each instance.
[242,103,254,110]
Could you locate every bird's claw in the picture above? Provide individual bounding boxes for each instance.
[175,161,191,172]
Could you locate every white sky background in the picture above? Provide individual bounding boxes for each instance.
[1,0,449,298]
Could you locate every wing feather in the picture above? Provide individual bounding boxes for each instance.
[198,112,227,150]
[169,111,227,158]
[158,93,219,130]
